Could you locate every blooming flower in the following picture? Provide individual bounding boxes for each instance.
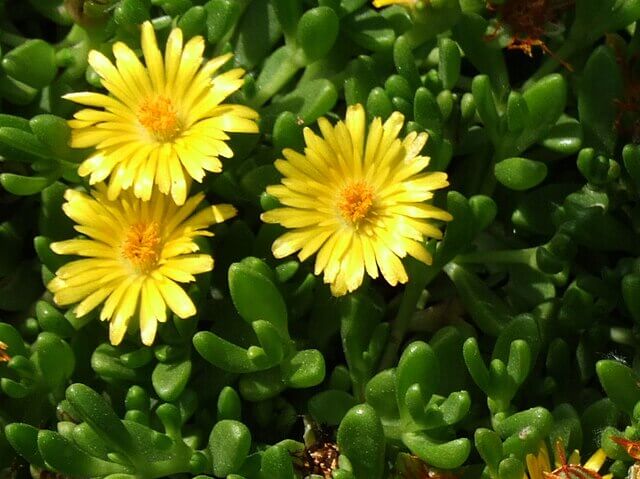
[261,104,451,296]
[525,442,611,479]
[65,21,259,205]
[48,186,235,346]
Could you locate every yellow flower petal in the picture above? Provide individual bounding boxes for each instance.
[110,277,144,344]
[75,282,118,317]
[113,42,152,97]
[140,280,160,346]
[210,203,238,222]
[372,0,416,7]
[51,239,116,258]
[89,50,138,106]
[403,239,433,265]
[101,277,135,322]
[526,453,544,479]
[360,235,379,279]
[298,228,334,262]
[345,103,366,172]
[156,276,196,319]
[374,240,408,286]
[323,231,353,284]
[141,21,165,90]
[343,235,365,292]
[272,229,316,259]
[583,449,607,472]
[133,147,158,201]
[169,156,187,205]
[524,442,609,479]
[163,255,214,275]
[173,35,206,99]
[145,278,167,324]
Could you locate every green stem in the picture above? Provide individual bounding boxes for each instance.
[455,248,536,265]
[456,75,473,91]
[403,0,462,48]
[527,41,577,85]
[488,398,509,416]
[352,372,367,403]
[379,260,437,371]
[401,25,436,49]
[213,0,253,56]
[380,416,418,441]
[379,285,425,371]
[478,151,501,197]
[0,31,27,47]
[57,24,111,82]
[528,4,633,87]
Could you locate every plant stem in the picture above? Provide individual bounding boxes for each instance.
[379,260,437,370]
[379,285,423,371]
[478,151,499,197]
[455,248,536,265]
[213,0,253,56]
[0,31,27,47]
[527,41,576,85]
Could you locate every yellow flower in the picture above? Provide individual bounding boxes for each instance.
[261,104,451,296]
[47,185,235,346]
[525,442,611,479]
[372,0,416,8]
[65,21,259,206]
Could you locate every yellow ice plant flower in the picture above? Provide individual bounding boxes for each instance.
[261,104,452,296]
[64,21,259,206]
[47,185,235,346]
[524,442,611,479]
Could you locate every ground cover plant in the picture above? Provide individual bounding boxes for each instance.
[3,0,640,478]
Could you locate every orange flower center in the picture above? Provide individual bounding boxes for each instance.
[138,96,180,141]
[338,181,374,224]
[122,222,161,273]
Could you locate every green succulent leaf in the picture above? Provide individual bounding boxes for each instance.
[401,433,471,469]
[596,360,640,416]
[37,431,132,476]
[210,420,252,477]
[337,405,386,479]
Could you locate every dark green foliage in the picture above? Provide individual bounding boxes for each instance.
[3,0,640,478]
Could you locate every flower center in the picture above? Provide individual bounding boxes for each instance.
[122,222,161,273]
[138,96,180,142]
[338,181,374,224]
